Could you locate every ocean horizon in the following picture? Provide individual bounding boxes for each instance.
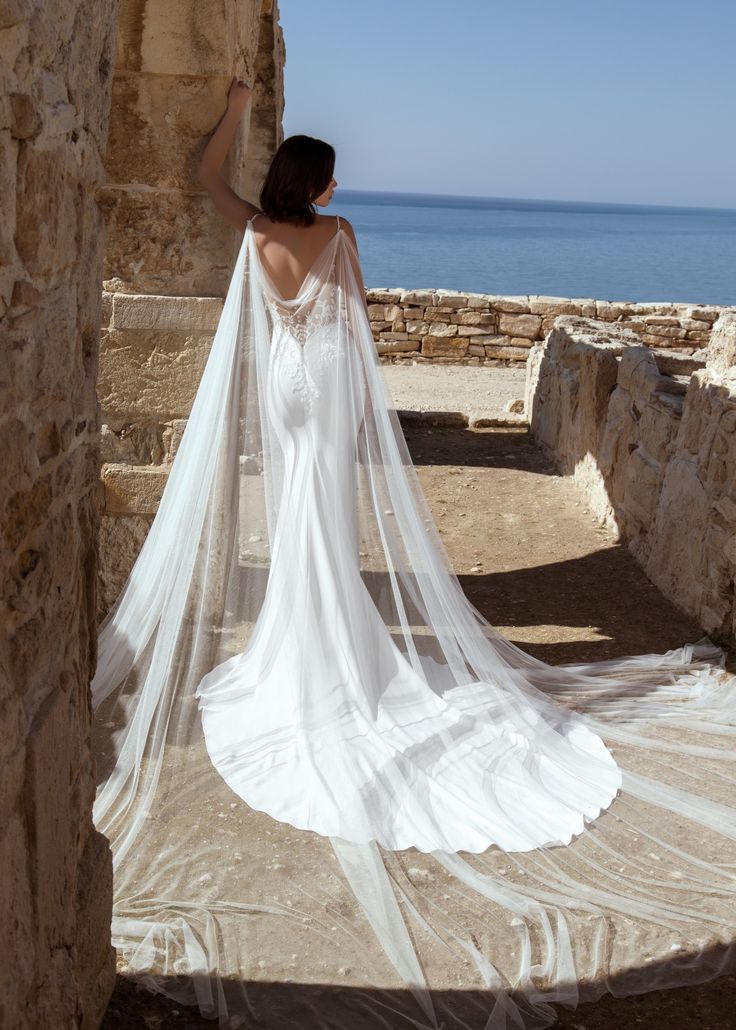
[329,188,736,307]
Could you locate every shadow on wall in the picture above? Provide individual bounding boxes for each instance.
[525,312,736,647]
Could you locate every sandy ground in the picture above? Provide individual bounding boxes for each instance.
[382,363,528,426]
[101,371,736,1030]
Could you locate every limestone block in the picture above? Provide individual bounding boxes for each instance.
[422,336,469,358]
[622,446,665,528]
[99,185,239,296]
[102,463,169,515]
[490,296,529,313]
[498,312,542,339]
[457,325,491,336]
[111,293,223,332]
[529,296,581,316]
[434,291,471,309]
[376,339,419,355]
[595,301,634,320]
[687,305,722,322]
[454,310,495,326]
[485,344,531,361]
[115,0,259,77]
[422,322,457,338]
[98,327,213,419]
[707,312,736,375]
[100,421,168,465]
[425,307,457,322]
[106,73,244,191]
[399,290,435,305]
[366,289,402,303]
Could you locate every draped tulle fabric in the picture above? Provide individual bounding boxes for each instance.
[91,217,736,1029]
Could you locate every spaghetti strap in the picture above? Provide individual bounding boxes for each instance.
[335,214,341,233]
[249,212,261,228]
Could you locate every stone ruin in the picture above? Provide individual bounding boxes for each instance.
[1,0,284,1026]
[525,312,736,646]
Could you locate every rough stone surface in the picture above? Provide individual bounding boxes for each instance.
[98,0,285,615]
[526,313,736,645]
[1,0,118,1025]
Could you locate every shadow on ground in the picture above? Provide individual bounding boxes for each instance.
[101,943,736,1029]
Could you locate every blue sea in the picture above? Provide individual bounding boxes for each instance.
[329,189,736,306]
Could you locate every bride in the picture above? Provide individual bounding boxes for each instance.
[92,78,736,1029]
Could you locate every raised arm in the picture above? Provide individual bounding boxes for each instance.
[197,77,261,232]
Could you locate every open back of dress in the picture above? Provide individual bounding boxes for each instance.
[90,217,736,1029]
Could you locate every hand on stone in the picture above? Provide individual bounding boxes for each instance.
[227,77,252,113]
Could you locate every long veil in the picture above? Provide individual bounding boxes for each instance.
[91,220,736,1029]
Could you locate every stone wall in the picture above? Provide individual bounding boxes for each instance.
[0,0,118,1026]
[525,312,736,645]
[366,287,728,365]
[100,0,285,297]
[97,0,285,620]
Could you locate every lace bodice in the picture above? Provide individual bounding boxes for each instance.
[264,285,340,348]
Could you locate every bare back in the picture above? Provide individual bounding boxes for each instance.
[250,213,342,302]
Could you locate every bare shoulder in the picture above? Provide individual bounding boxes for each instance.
[334,215,358,245]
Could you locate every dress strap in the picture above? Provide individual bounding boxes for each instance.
[249,212,261,228]
[335,214,341,233]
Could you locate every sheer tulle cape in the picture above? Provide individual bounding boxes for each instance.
[91,220,736,1029]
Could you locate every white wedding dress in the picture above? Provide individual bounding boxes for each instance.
[91,213,736,1029]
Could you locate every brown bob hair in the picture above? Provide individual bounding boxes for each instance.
[259,134,336,227]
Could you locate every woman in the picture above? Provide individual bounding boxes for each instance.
[91,77,736,1030]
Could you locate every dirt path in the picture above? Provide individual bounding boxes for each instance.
[101,422,736,1030]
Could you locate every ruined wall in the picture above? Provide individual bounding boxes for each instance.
[97,0,284,616]
[0,0,118,1026]
[365,288,726,365]
[525,312,736,645]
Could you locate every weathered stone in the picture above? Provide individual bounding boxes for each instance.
[422,336,469,358]
[526,314,736,643]
[434,291,471,309]
[376,339,420,355]
[498,312,542,339]
[529,296,581,316]
[399,289,434,305]
[111,292,223,332]
[454,310,495,326]
[490,296,530,313]
[99,327,213,419]
[457,325,491,337]
[102,463,169,515]
[422,321,457,338]
[707,312,736,375]
[485,344,530,361]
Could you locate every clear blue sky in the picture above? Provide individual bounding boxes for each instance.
[279,0,736,209]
